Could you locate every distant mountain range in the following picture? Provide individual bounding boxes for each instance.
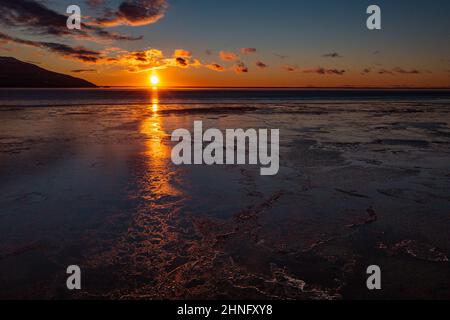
[0,57,97,88]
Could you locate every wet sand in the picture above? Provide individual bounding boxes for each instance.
[0,97,449,299]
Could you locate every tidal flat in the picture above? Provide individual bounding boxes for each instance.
[0,89,449,299]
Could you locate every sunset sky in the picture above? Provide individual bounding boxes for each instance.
[0,0,449,87]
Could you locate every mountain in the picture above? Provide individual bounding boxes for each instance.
[0,57,97,88]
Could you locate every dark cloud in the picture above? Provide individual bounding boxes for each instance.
[362,68,371,75]
[132,51,149,62]
[255,61,268,69]
[378,69,394,75]
[0,31,102,62]
[323,52,342,58]
[0,0,141,41]
[206,63,225,72]
[175,57,188,68]
[327,69,346,75]
[43,43,101,62]
[283,65,299,72]
[304,67,346,75]
[71,69,97,73]
[234,61,248,73]
[92,29,142,41]
[377,67,422,75]
[392,67,421,74]
[93,0,167,27]
[241,48,257,55]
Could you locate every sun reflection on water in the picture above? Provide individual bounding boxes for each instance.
[139,89,181,198]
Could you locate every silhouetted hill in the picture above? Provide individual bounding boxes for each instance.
[0,57,97,88]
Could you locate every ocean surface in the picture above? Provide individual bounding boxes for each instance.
[1,88,450,107]
[0,88,449,299]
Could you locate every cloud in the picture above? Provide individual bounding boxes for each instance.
[234,61,248,74]
[116,48,204,72]
[255,61,268,69]
[71,69,97,73]
[241,48,257,55]
[0,0,141,42]
[173,49,192,58]
[283,65,299,72]
[206,63,225,72]
[43,43,102,62]
[392,67,421,74]
[92,0,167,27]
[115,48,165,72]
[0,31,102,62]
[323,52,342,58]
[167,56,201,69]
[378,69,394,75]
[361,68,371,75]
[205,50,212,55]
[304,67,346,75]
[376,67,422,75]
[1,29,216,74]
[1,27,231,75]
[175,57,188,68]
[86,0,104,7]
[275,54,288,59]
[325,69,346,75]
[220,51,238,61]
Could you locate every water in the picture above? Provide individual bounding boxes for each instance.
[0,89,449,299]
[1,88,449,107]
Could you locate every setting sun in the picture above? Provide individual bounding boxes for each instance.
[150,75,160,86]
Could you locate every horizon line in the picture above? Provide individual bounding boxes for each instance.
[98,86,450,90]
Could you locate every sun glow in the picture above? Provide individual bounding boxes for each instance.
[150,74,160,86]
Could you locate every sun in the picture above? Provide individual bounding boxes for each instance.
[150,74,159,86]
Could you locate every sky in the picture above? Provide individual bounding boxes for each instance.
[0,0,449,87]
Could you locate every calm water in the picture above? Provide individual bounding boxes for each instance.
[1,88,449,107]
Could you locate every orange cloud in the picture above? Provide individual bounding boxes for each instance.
[220,51,238,61]
[114,48,165,72]
[234,61,248,74]
[206,63,225,72]
[241,48,257,55]
[174,49,192,58]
